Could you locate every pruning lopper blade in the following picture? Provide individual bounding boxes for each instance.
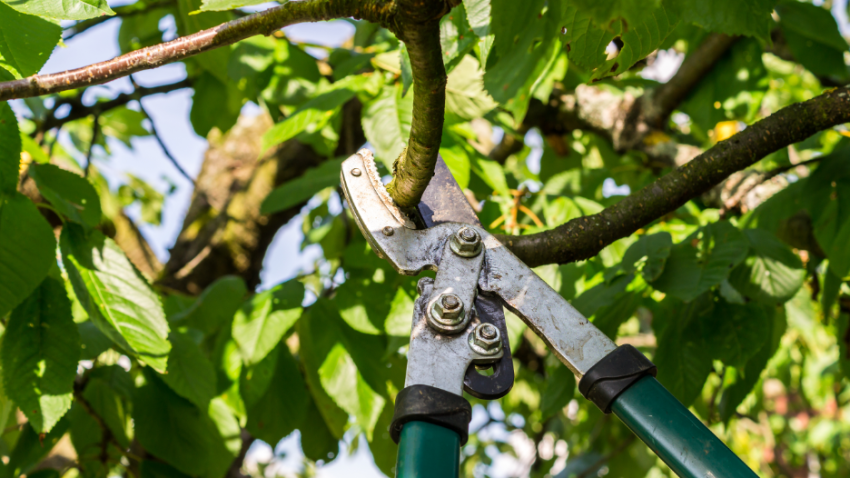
[417,158,514,400]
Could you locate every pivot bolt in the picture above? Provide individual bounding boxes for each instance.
[382,226,394,236]
[351,168,361,177]
[431,293,464,324]
[450,226,482,257]
[469,323,502,355]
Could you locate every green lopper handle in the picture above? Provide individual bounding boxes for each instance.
[396,421,460,477]
[610,376,758,478]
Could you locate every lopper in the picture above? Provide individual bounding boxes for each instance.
[339,149,758,478]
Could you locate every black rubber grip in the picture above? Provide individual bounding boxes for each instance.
[578,344,657,413]
[390,385,472,445]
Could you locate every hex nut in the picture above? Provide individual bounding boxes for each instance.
[431,293,464,325]
[450,227,482,257]
[469,323,502,355]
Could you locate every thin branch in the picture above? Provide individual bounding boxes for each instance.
[130,77,196,185]
[720,156,822,216]
[500,86,850,267]
[84,113,100,178]
[642,33,739,128]
[40,78,193,132]
[0,0,399,101]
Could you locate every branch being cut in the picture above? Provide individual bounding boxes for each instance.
[500,86,850,267]
[0,0,398,101]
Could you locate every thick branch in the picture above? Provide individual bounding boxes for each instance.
[0,0,396,101]
[500,86,850,267]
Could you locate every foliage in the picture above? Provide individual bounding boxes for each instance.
[2,0,850,478]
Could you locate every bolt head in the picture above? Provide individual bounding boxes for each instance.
[472,323,502,352]
[450,227,482,257]
[382,226,394,236]
[432,293,463,323]
[351,168,362,177]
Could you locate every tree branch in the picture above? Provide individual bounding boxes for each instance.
[500,86,850,267]
[384,0,454,208]
[40,78,192,132]
[0,0,398,101]
[640,33,738,129]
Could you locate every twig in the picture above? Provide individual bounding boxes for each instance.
[707,365,726,424]
[40,78,193,133]
[84,113,100,178]
[130,77,196,185]
[720,156,823,216]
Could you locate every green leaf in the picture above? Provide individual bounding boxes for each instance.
[463,0,490,37]
[591,1,680,80]
[232,281,304,365]
[239,342,278,408]
[0,2,61,78]
[572,274,632,319]
[29,164,101,228]
[821,266,841,319]
[362,82,413,169]
[445,55,497,121]
[20,133,49,165]
[262,87,358,151]
[2,275,80,433]
[1,0,114,20]
[176,0,232,83]
[0,103,21,193]
[99,106,151,148]
[591,291,641,339]
[803,152,850,278]
[299,399,340,462]
[118,5,172,53]
[776,2,848,78]
[540,361,576,419]
[190,72,242,137]
[295,300,353,439]
[621,232,673,282]
[674,0,776,43]
[245,344,309,444]
[319,343,386,441]
[561,8,617,70]
[68,400,118,478]
[228,35,276,82]
[719,306,785,422]
[703,300,768,368]
[200,0,269,11]
[728,229,806,305]
[162,333,217,409]
[134,371,226,477]
[0,193,56,318]
[400,44,413,97]
[367,403,398,477]
[119,174,165,226]
[140,461,192,478]
[653,295,714,405]
[206,397,242,477]
[652,221,748,302]
[170,276,246,333]
[569,0,661,25]
[81,375,131,447]
[4,419,70,478]
[61,226,171,372]
[839,313,850,382]
[440,5,477,73]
